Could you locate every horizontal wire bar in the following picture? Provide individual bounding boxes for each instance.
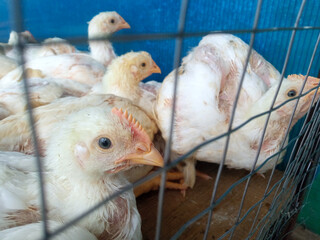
[8,26,320,47]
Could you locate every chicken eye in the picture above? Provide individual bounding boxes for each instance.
[98,137,112,149]
[141,62,146,68]
[287,89,297,97]
[110,18,115,24]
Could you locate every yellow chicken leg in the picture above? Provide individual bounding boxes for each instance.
[134,171,187,197]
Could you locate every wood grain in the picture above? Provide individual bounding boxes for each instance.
[137,162,285,240]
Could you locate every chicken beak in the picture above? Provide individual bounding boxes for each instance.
[115,144,164,167]
[117,17,131,30]
[150,60,161,74]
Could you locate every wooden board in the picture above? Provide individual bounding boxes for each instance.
[137,162,284,240]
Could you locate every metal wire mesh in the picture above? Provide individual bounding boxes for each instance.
[2,0,320,239]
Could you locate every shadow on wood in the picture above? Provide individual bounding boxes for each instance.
[137,162,284,240]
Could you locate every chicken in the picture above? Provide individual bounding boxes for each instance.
[88,11,130,66]
[0,104,11,120]
[5,36,76,62]
[7,31,37,45]
[155,34,319,188]
[0,53,105,88]
[0,106,164,239]
[25,77,92,97]
[213,74,320,171]
[0,31,37,57]
[0,221,97,240]
[0,66,92,119]
[91,51,161,119]
[0,80,63,118]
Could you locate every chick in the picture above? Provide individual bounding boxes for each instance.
[91,51,161,119]
[0,106,163,239]
[88,11,130,66]
[156,34,319,188]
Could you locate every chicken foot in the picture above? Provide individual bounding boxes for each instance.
[134,171,187,197]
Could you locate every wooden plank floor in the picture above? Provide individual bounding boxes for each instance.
[137,162,284,240]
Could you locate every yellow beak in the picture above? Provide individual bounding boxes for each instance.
[150,60,161,74]
[117,16,131,30]
[115,144,163,167]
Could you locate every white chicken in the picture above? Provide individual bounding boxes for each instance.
[0,80,63,119]
[156,33,319,188]
[0,106,164,240]
[0,31,37,59]
[88,11,130,66]
[0,221,97,240]
[5,36,76,62]
[0,53,106,88]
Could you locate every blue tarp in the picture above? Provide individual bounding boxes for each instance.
[0,0,319,80]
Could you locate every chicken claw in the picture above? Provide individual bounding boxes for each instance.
[134,171,187,197]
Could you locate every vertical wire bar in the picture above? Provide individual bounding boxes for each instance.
[261,85,320,234]
[154,0,189,239]
[300,124,320,206]
[267,129,319,239]
[233,0,308,236]
[256,90,320,238]
[269,114,320,238]
[246,120,320,239]
[279,110,320,213]
[203,1,263,239]
[247,30,320,238]
[9,0,49,238]
[234,0,311,236]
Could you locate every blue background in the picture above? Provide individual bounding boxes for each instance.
[0,0,319,81]
[0,0,319,166]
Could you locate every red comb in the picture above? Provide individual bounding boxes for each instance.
[111,107,151,144]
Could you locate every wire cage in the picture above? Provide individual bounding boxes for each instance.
[0,0,320,239]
